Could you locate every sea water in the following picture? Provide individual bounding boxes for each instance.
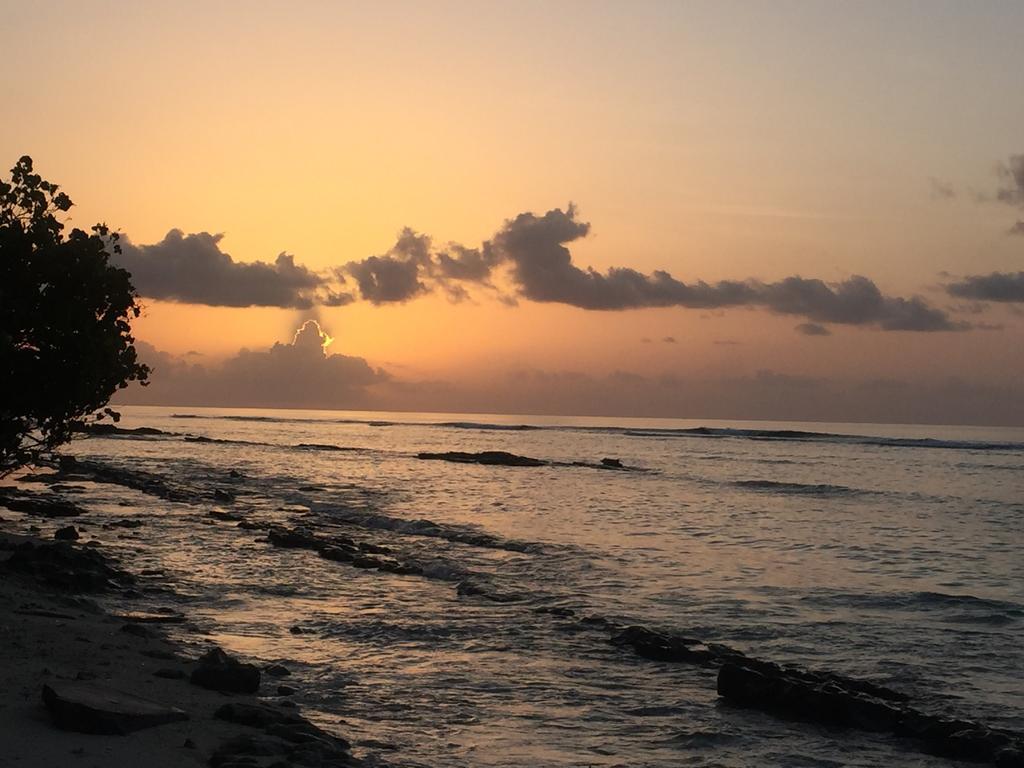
[38,406,1024,766]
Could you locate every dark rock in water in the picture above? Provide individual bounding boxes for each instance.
[68,458,193,503]
[534,606,576,618]
[613,625,716,665]
[456,580,521,603]
[600,457,624,468]
[267,526,323,551]
[417,450,546,467]
[42,681,188,734]
[5,541,133,592]
[717,662,902,732]
[717,662,1024,764]
[209,509,245,522]
[54,525,79,541]
[357,541,391,555]
[320,546,354,563]
[214,702,351,750]
[106,518,144,529]
[0,489,86,518]
[265,664,291,678]
[70,423,169,437]
[190,647,261,694]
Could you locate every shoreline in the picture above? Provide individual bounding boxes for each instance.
[0,522,365,768]
[4,446,1024,768]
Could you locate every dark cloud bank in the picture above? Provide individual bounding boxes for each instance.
[116,231,329,308]
[126,321,387,410]
[113,207,967,333]
[118,334,1024,426]
[947,272,1024,303]
[338,207,963,332]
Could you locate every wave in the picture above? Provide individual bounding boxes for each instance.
[309,503,543,554]
[733,479,874,497]
[165,413,1024,453]
[799,590,1024,625]
[626,427,1024,452]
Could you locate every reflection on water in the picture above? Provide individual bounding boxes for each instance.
[21,405,1024,766]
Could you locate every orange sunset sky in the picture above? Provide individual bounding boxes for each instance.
[4,1,1023,424]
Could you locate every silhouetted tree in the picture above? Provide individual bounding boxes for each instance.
[1,156,150,471]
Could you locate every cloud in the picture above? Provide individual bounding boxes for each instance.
[337,228,430,305]
[946,272,1024,302]
[122,320,388,409]
[338,228,502,305]
[485,207,962,331]
[996,155,1024,206]
[795,322,831,336]
[115,230,328,308]
[116,209,964,332]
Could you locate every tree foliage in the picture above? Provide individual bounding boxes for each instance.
[1,156,150,471]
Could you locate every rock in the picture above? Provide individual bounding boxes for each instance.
[212,489,236,503]
[190,647,261,694]
[319,546,354,563]
[267,527,322,551]
[600,457,624,468]
[228,470,242,478]
[455,580,520,603]
[356,541,391,555]
[0,489,86,518]
[277,685,297,696]
[612,625,716,665]
[215,702,303,729]
[42,681,188,734]
[534,606,576,617]
[265,664,291,678]
[4,541,133,592]
[714,660,1024,764]
[70,423,169,437]
[54,526,79,541]
[209,509,245,522]
[416,450,546,467]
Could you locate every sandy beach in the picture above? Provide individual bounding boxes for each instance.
[0,516,362,768]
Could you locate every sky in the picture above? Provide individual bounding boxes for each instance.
[3,1,1024,424]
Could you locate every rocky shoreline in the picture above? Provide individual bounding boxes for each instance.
[0,526,366,767]
[4,449,1023,767]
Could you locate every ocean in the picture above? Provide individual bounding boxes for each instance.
[42,405,1024,766]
